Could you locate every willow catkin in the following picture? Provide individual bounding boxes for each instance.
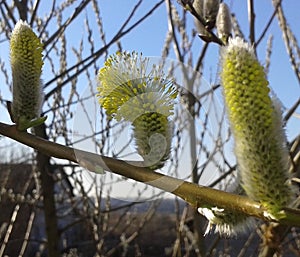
[10,20,44,130]
[97,52,177,169]
[220,37,293,217]
[198,37,294,236]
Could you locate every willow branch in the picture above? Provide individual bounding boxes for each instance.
[0,121,300,226]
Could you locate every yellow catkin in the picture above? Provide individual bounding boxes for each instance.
[10,20,44,129]
[97,52,177,169]
[220,37,293,217]
[198,37,294,236]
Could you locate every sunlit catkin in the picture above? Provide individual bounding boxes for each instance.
[10,20,44,131]
[97,52,177,169]
[220,37,293,218]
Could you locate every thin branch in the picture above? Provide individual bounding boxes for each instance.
[14,0,28,21]
[37,0,56,39]
[29,0,41,26]
[166,0,183,62]
[264,34,273,76]
[0,122,300,226]
[0,205,20,256]
[255,0,282,47]
[231,13,245,40]
[284,97,300,124]
[247,0,255,46]
[0,1,14,36]
[43,0,90,48]
[273,0,300,85]
[194,42,209,73]
[18,212,36,256]
[208,164,236,188]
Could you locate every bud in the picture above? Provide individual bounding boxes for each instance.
[203,0,220,29]
[220,37,294,218]
[192,0,204,16]
[193,0,211,40]
[10,20,45,131]
[97,52,177,169]
[216,3,232,44]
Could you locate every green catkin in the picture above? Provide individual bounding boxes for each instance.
[10,20,45,130]
[132,112,172,169]
[97,52,177,169]
[220,37,293,217]
[198,37,294,236]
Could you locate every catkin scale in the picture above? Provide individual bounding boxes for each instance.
[133,112,172,169]
[193,0,207,36]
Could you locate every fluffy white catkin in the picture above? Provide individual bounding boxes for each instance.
[97,52,177,169]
